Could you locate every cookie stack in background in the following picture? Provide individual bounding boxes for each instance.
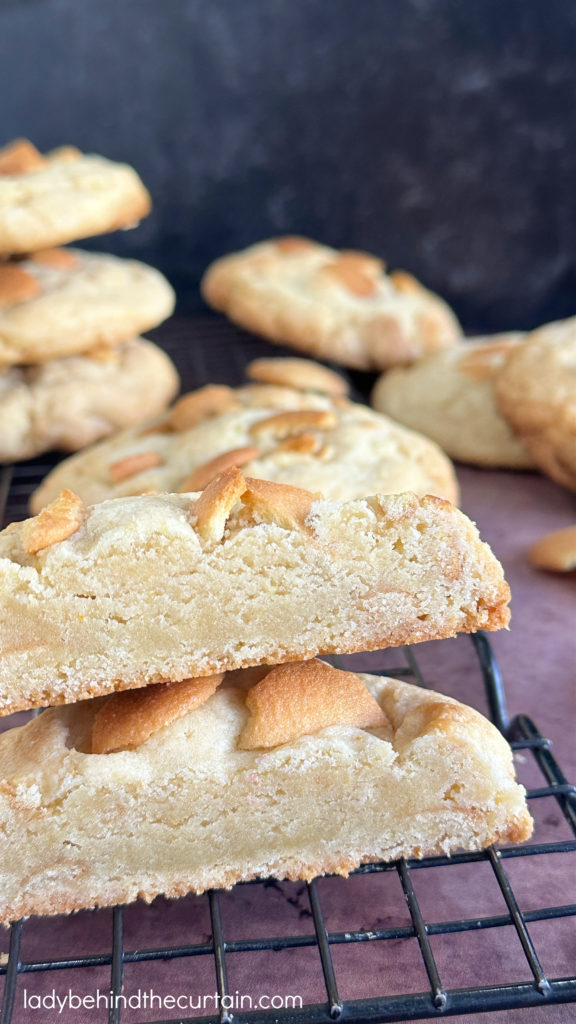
[0,138,179,462]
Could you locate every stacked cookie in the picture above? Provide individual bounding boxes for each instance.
[0,474,532,921]
[0,138,179,461]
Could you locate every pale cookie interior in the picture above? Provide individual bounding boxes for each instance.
[0,669,532,923]
[0,489,510,714]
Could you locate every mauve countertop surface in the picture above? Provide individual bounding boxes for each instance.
[1,319,575,1024]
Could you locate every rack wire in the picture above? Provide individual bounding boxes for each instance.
[0,318,574,1024]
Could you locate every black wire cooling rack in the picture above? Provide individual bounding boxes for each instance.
[0,318,574,1024]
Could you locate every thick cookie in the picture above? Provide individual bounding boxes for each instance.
[0,338,179,462]
[0,139,151,255]
[0,663,531,923]
[372,334,535,468]
[0,249,175,365]
[495,316,576,491]
[30,377,459,512]
[201,236,462,370]
[0,483,509,712]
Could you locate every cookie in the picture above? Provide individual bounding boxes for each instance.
[0,139,151,255]
[0,249,175,365]
[0,338,179,462]
[0,482,509,713]
[529,525,576,572]
[372,334,535,468]
[0,661,531,923]
[30,378,459,513]
[495,316,576,491]
[201,236,462,371]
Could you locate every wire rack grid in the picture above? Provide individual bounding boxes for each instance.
[0,318,573,1024]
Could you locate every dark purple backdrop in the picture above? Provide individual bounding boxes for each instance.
[1,0,576,329]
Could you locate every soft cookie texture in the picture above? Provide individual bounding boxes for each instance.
[0,250,175,365]
[0,139,151,256]
[0,663,532,923]
[372,334,535,468]
[30,378,459,512]
[0,480,510,713]
[201,237,462,370]
[496,316,576,492]
[0,338,179,462]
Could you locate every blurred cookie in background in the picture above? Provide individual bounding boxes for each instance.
[0,249,175,365]
[201,236,462,371]
[0,338,179,462]
[372,334,535,469]
[0,139,151,256]
[496,316,576,493]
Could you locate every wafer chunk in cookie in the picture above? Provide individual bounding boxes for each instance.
[0,483,509,714]
[0,139,151,256]
[246,357,349,396]
[0,664,531,923]
[495,316,576,492]
[201,237,462,370]
[92,674,224,754]
[372,334,534,469]
[239,660,388,748]
[0,338,179,463]
[30,378,458,512]
[0,250,175,365]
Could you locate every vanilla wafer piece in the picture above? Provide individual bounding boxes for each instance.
[246,357,349,396]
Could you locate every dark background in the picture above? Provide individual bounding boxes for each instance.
[1,0,576,331]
